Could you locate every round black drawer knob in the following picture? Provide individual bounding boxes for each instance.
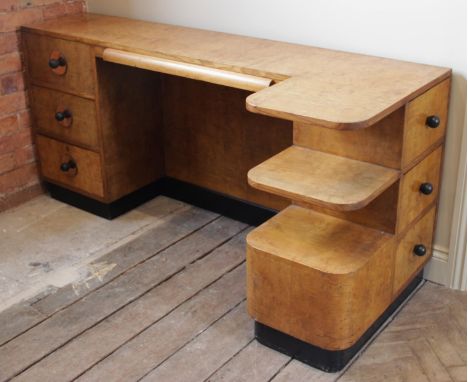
[426,115,440,128]
[48,57,67,69]
[419,183,433,195]
[55,110,72,122]
[413,244,427,257]
[60,160,76,172]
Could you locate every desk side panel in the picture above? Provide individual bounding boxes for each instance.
[96,59,165,202]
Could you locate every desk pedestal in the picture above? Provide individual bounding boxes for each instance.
[254,272,423,372]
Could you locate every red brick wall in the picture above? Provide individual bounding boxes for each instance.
[0,0,86,211]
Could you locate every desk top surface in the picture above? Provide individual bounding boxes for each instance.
[23,13,451,129]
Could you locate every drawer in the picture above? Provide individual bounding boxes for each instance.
[397,146,442,232]
[24,33,95,97]
[393,207,436,295]
[36,135,104,198]
[31,86,99,148]
[402,79,450,168]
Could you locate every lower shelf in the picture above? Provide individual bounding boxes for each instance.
[255,271,424,373]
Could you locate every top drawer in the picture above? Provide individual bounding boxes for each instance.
[402,79,450,168]
[23,33,95,97]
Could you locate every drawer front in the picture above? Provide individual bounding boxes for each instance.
[402,79,450,168]
[36,135,104,198]
[24,33,95,97]
[31,86,99,148]
[397,146,442,232]
[394,207,436,295]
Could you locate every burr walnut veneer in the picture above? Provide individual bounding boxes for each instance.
[21,14,451,372]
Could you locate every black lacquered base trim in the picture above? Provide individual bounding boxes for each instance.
[46,181,164,220]
[255,271,424,373]
[159,177,277,226]
[46,178,277,225]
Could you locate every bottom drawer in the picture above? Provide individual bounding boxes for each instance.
[36,135,105,198]
[393,206,436,295]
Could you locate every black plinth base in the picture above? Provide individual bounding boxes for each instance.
[159,178,277,226]
[255,271,424,373]
[46,177,277,225]
[46,181,164,220]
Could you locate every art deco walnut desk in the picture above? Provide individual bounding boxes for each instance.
[21,14,451,372]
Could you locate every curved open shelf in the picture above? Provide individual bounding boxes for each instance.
[248,145,400,211]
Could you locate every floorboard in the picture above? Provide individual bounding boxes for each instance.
[0,197,193,345]
[0,196,465,382]
[31,205,217,316]
[75,265,247,382]
[271,359,340,382]
[0,196,186,313]
[140,301,252,382]
[0,304,46,346]
[0,212,241,380]
[12,227,248,382]
[206,340,290,382]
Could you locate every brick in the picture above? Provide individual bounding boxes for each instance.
[65,0,85,14]
[17,109,31,129]
[0,33,19,55]
[0,0,19,12]
[0,91,27,116]
[0,7,43,33]
[0,52,22,76]
[43,0,85,20]
[14,143,35,165]
[42,2,66,19]
[0,129,32,155]
[30,0,63,6]
[0,152,16,174]
[0,182,43,212]
[0,162,39,194]
[0,114,19,137]
[1,71,25,95]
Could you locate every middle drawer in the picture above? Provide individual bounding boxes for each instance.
[397,145,442,232]
[31,86,99,149]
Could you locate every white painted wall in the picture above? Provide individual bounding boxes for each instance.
[87,0,467,286]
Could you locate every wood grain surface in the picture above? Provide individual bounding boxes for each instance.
[23,31,95,98]
[247,205,395,349]
[163,75,292,211]
[297,182,399,234]
[36,135,105,198]
[402,78,450,167]
[397,146,443,232]
[22,13,450,129]
[246,205,392,274]
[248,146,400,211]
[103,48,273,92]
[293,108,405,169]
[393,207,436,296]
[30,85,99,149]
[96,60,165,202]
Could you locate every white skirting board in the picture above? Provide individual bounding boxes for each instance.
[425,245,466,291]
[426,119,467,291]
[425,246,451,287]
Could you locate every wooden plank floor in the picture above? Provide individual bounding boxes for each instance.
[0,196,465,382]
